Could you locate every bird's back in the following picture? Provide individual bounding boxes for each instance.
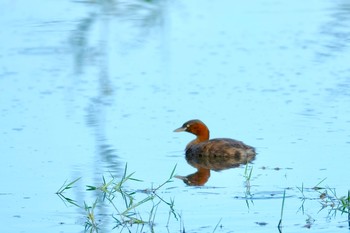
[185,138,256,171]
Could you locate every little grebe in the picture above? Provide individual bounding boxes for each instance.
[174,119,256,171]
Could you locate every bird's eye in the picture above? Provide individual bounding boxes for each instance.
[186,124,190,128]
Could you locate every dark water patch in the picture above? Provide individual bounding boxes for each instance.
[12,128,24,131]
[234,191,294,200]
[260,166,293,171]
[255,221,268,226]
[0,193,12,196]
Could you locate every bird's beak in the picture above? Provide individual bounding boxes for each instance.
[174,175,187,180]
[173,126,186,132]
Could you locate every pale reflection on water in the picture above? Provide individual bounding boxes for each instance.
[0,0,350,232]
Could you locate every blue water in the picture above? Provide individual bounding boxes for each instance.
[1,0,349,232]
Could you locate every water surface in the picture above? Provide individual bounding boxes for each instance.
[1,0,350,232]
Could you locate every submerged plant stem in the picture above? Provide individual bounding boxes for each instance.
[278,189,286,231]
[212,218,222,233]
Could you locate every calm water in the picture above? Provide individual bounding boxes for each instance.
[1,0,350,232]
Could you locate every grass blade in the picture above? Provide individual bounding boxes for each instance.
[278,189,286,231]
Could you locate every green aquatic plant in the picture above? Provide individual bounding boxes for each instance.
[84,200,99,233]
[243,164,253,192]
[243,164,254,208]
[56,164,179,232]
[318,188,350,215]
[212,218,222,233]
[55,177,81,207]
[307,178,349,215]
[278,189,286,232]
[296,179,350,218]
[296,182,308,214]
[312,177,327,190]
[339,190,350,214]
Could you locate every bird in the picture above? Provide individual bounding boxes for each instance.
[174,119,256,172]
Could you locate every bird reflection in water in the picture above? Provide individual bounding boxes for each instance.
[174,119,256,186]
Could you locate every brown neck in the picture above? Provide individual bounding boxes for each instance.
[194,122,210,142]
[197,130,209,142]
[185,126,210,150]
